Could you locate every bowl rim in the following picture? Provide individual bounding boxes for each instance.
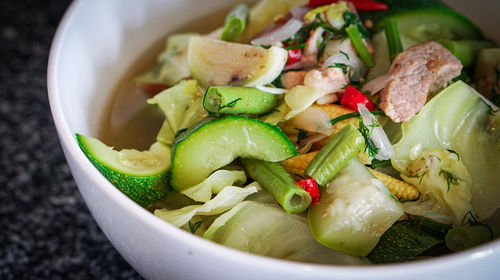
[47,0,500,277]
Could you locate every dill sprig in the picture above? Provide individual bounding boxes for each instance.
[439,169,459,192]
[358,116,379,158]
[188,220,203,234]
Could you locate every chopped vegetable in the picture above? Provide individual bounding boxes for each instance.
[76,134,171,206]
[308,158,404,256]
[446,225,493,251]
[187,36,287,87]
[284,42,303,66]
[340,86,377,111]
[155,182,260,227]
[358,103,394,160]
[242,158,312,213]
[345,25,375,67]
[368,168,419,201]
[181,169,247,202]
[392,81,500,222]
[284,85,327,119]
[294,178,320,205]
[384,18,403,62]
[367,221,443,263]
[305,123,365,187]
[437,40,494,67]
[330,110,385,126]
[135,33,196,89]
[221,4,249,41]
[204,200,369,264]
[170,116,297,191]
[203,86,279,115]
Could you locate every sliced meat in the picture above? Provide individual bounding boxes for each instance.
[301,27,324,68]
[282,71,308,89]
[379,41,462,122]
[304,67,347,94]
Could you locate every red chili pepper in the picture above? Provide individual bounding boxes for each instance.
[308,0,388,11]
[340,85,377,111]
[295,178,321,205]
[283,42,302,66]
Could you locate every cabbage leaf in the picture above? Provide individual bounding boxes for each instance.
[204,200,368,265]
[154,182,260,227]
[148,80,208,145]
[136,33,196,86]
[181,169,247,202]
[392,81,500,221]
[308,158,404,256]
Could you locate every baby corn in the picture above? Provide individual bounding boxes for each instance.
[282,151,419,201]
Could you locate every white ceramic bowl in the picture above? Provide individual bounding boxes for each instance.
[48,0,500,279]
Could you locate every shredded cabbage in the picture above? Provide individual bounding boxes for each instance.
[136,33,196,86]
[154,182,260,227]
[204,200,368,265]
[181,169,247,202]
[284,86,326,119]
[148,80,208,145]
[392,81,500,221]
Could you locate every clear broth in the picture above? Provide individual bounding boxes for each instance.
[98,8,229,150]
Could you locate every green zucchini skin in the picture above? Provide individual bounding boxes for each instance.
[76,134,170,206]
[203,86,278,115]
[170,116,297,191]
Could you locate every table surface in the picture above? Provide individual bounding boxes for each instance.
[0,1,142,279]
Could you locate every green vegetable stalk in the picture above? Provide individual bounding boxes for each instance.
[305,123,365,187]
[221,4,249,41]
[384,18,403,62]
[345,24,375,67]
[241,158,311,213]
[203,86,279,115]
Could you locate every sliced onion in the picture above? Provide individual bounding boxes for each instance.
[290,107,334,136]
[358,104,394,160]
[251,19,303,46]
[290,5,311,19]
[323,53,366,82]
[255,85,288,94]
[298,134,327,154]
[362,74,392,95]
[316,93,338,105]
[284,61,303,71]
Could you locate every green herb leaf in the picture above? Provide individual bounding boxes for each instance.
[188,220,203,234]
[295,128,308,142]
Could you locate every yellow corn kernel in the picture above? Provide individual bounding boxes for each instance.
[368,168,420,201]
[281,151,319,180]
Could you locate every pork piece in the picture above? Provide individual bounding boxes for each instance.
[301,27,324,68]
[379,41,462,122]
[304,67,347,94]
[281,67,347,97]
[282,71,307,89]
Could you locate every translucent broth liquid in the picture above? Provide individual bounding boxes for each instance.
[98,8,229,150]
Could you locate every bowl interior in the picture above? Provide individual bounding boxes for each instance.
[48,0,500,279]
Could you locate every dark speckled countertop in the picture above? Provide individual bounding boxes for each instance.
[0,1,142,279]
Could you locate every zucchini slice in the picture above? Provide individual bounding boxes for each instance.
[76,134,171,206]
[170,116,297,191]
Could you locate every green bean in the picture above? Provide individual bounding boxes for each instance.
[241,158,311,213]
[221,4,249,41]
[345,25,375,67]
[384,18,403,62]
[305,123,365,187]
